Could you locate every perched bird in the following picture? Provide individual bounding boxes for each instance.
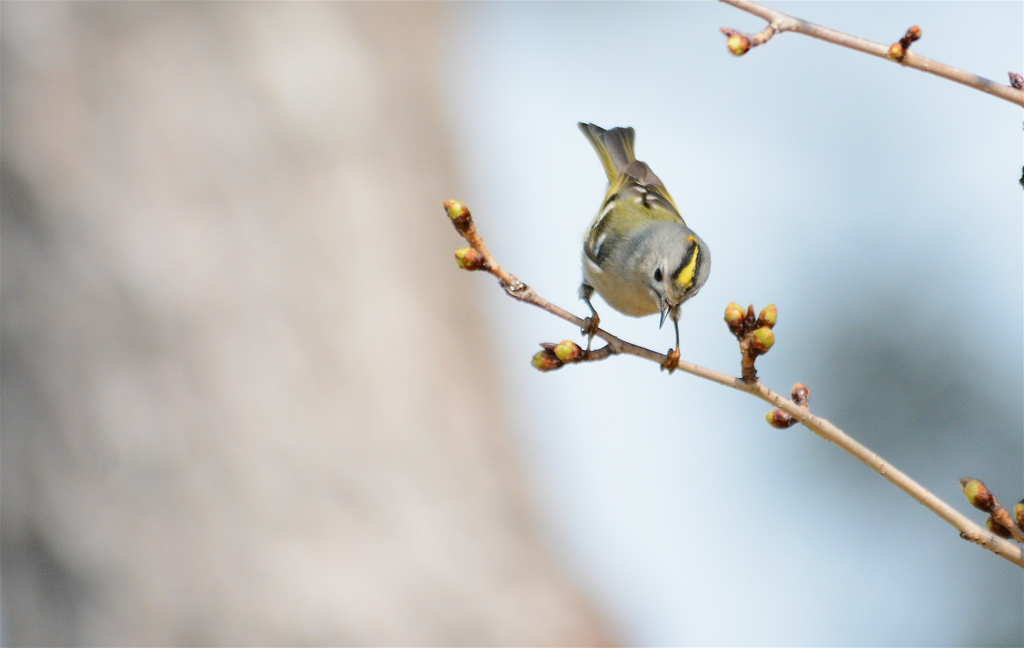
[578,123,710,361]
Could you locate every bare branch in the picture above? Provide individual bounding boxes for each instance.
[719,0,1024,107]
[444,200,1024,569]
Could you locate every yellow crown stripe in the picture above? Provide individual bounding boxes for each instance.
[675,236,699,289]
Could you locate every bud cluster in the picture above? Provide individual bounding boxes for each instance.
[959,478,1024,542]
[725,302,777,383]
[531,341,585,372]
[765,383,811,429]
[887,25,922,62]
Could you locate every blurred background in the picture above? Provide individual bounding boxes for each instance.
[2,2,1021,646]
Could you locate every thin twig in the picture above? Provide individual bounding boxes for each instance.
[719,0,1024,107]
[444,200,1024,569]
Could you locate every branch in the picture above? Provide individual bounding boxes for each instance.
[444,200,1024,569]
[719,0,1024,107]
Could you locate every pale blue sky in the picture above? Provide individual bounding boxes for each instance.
[442,2,1023,645]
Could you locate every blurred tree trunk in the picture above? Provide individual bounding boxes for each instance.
[0,3,610,645]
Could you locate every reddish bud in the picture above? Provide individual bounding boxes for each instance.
[766,409,796,429]
[531,349,562,372]
[905,25,922,42]
[986,516,1013,539]
[792,383,810,406]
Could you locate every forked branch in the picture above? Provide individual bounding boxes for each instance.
[719,0,1024,107]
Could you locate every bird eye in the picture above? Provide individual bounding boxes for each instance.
[653,268,663,282]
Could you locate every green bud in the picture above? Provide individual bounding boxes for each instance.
[454,247,485,270]
[1015,500,1024,529]
[727,34,750,56]
[750,326,775,355]
[960,478,995,512]
[757,304,778,329]
[444,200,473,233]
[724,302,745,336]
[887,42,904,60]
[531,350,562,372]
[725,302,744,324]
[554,340,584,363]
[444,200,468,220]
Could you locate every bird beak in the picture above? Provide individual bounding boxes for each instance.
[659,299,671,329]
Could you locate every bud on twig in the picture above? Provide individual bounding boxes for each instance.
[1015,500,1024,529]
[792,383,810,406]
[727,33,751,56]
[454,247,486,271]
[729,302,782,383]
[986,516,1013,539]
[750,326,775,355]
[444,200,473,234]
[765,383,811,430]
[888,25,921,62]
[960,478,995,512]
[765,409,796,429]
[554,340,584,363]
[531,349,562,372]
[756,304,777,329]
[724,302,745,337]
[1009,72,1024,90]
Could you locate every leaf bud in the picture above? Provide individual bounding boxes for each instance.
[791,383,810,405]
[765,409,796,429]
[756,304,778,329]
[553,340,584,363]
[444,200,473,233]
[985,516,1013,539]
[960,478,995,512]
[454,247,486,270]
[531,349,562,372]
[724,302,745,335]
[727,34,751,56]
[750,326,775,355]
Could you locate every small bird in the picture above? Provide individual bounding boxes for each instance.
[578,123,710,361]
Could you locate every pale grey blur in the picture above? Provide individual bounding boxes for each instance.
[1,3,608,645]
[3,2,1022,647]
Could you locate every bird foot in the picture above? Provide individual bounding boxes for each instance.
[581,314,601,350]
[660,348,680,374]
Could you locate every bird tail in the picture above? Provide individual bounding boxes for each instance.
[578,123,636,183]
